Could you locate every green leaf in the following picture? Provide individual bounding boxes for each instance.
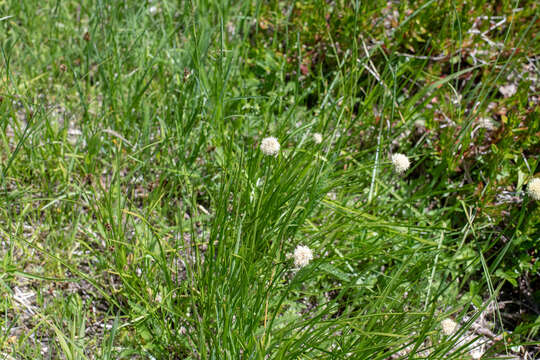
[319,263,351,282]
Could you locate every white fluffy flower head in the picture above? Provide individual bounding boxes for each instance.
[260,137,280,156]
[293,245,313,268]
[527,178,540,201]
[391,153,410,174]
[313,133,323,144]
[441,318,457,336]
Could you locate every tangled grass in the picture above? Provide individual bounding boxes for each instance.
[0,0,539,358]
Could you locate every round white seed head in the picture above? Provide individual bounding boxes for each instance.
[313,133,323,144]
[391,153,410,174]
[527,178,540,201]
[260,137,280,156]
[293,245,313,268]
[441,318,457,336]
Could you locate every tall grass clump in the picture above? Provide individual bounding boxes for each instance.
[0,0,539,359]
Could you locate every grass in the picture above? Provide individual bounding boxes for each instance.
[0,0,539,358]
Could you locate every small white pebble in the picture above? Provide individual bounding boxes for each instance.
[470,347,485,359]
[499,83,517,98]
[414,119,426,129]
[478,117,497,131]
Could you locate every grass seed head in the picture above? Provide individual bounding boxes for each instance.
[260,137,280,156]
[441,318,457,335]
[527,178,540,200]
[293,245,313,268]
[391,153,410,174]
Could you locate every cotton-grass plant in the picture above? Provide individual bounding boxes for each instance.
[293,245,313,268]
[441,318,458,336]
[391,153,411,174]
[260,136,280,156]
[527,178,540,200]
[2,0,535,359]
